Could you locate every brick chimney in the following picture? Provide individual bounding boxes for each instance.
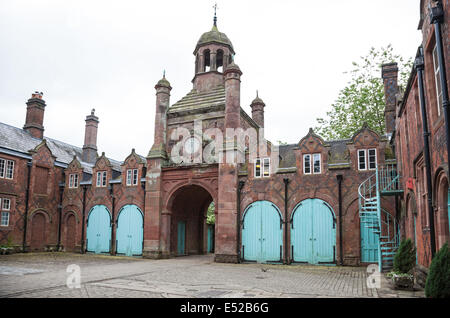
[381,63,399,136]
[82,109,99,163]
[23,91,46,139]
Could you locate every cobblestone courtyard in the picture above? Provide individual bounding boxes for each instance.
[0,253,424,298]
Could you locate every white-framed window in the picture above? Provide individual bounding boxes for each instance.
[2,198,10,211]
[96,171,107,187]
[303,153,321,174]
[432,44,443,116]
[303,154,311,174]
[1,212,9,227]
[0,158,13,179]
[358,149,377,171]
[69,174,79,188]
[254,158,270,178]
[126,169,138,186]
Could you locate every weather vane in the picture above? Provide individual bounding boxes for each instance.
[213,2,218,26]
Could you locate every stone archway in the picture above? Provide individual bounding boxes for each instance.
[435,172,449,247]
[167,184,214,256]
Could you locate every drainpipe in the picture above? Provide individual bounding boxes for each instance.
[415,49,437,258]
[57,179,64,251]
[81,185,87,254]
[22,160,32,252]
[109,183,115,255]
[283,178,290,265]
[237,180,245,263]
[141,179,146,254]
[336,174,343,265]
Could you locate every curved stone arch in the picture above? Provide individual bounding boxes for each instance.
[63,210,80,224]
[290,198,336,224]
[86,204,112,221]
[164,180,217,213]
[434,168,449,246]
[241,200,283,224]
[28,208,52,223]
[288,193,337,221]
[433,168,448,204]
[115,204,144,223]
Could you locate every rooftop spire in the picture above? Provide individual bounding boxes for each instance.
[213,2,218,27]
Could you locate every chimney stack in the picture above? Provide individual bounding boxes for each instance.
[82,109,99,163]
[381,63,399,136]
[23,91,46,139]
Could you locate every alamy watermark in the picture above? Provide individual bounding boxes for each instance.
[366,264,381,289]
[66,264,81,289]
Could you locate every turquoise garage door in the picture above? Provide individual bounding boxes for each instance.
[116,205,144,256]
[291,199,336,264]
[241,201,283,263]
[86,205,112,254]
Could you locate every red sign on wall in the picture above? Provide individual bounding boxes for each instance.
[406,178,414,190]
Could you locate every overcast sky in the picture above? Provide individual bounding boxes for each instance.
[0,0,422,161]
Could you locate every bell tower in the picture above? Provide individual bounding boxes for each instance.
[192,10,235,92]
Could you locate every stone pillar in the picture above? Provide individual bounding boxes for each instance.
[23,91,46,139]
[250,93,265,128]
[82,109,99,163]
[215,62,242,263]
[144,76,171,259]
[210,51,217,72]
[382,63,398,136]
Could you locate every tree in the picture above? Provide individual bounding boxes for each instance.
[425,242,450,298]
[315,45,413,140]
[206,202,215,225]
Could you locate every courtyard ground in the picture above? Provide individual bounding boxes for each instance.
[0,252,425,298]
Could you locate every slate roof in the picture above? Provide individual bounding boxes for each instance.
[0,122,122,174]
[169,86,226,114]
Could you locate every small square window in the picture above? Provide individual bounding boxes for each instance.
[2,198,11,211]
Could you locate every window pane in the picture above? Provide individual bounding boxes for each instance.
[358,150,366,170]
[96,172,101,187]
[368,149,376,170]
[1,212,9,226]
[0,159,5,178]
[313,154,321,174]
[255,159,261,177]
[126,170,132,185]
[2,199,10,210]
[133,169,138,185]
[6,160,13,179]
[263,158,270,177]
[102,171,107,186]
[74,174,78,187]
[304,155,311,174]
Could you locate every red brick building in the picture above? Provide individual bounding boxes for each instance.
[1,13,426,270]
[389,0,449,280]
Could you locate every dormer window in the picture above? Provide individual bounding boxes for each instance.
[358,149,377,171]
[303,153,321,174]
[69,174,79,188]
[96,171,107,187]
[126,169,138,186]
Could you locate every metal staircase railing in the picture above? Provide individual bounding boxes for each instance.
[358,163,401,272]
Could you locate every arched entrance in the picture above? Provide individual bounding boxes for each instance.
[291,199,336,264]
[116,205,143,256]
[30,212,47,251]
[168,185,213,256]
[86,205,111,254]
[65,213,76,252]
[241,201,283,263]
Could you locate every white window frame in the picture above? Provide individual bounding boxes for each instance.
[126,169,138,186]
[432,44,443,117]
[69,174,79,188]
[0,158,5,178]
[254,158,262,178]
[263,158,270,177]
[1,212,9,227]
[6,160,14,179]
[358,149,367,171]
[368,148,377,170]
[313,153,321,174]
[303,154,311,174]
[96,171,107,187]
[2,198,10,211]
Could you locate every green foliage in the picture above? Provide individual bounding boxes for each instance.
[393,238,416,274]
[425,242,450,298]
[206,202,215,225]
[277,140,288,145]
[315,45,413,140]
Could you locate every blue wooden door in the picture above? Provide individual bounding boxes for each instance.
[242,201,282,263]
[116,205,143,256]
[177,221,186,255]
[86,205,111,254]
[291,199,336,264]
[361,217,379,263]
[207,225,214,253]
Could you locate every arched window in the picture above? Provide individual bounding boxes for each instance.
[204,49,211,72]
[216,50,224,73]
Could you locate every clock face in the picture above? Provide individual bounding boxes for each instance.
[184,137,201,154]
